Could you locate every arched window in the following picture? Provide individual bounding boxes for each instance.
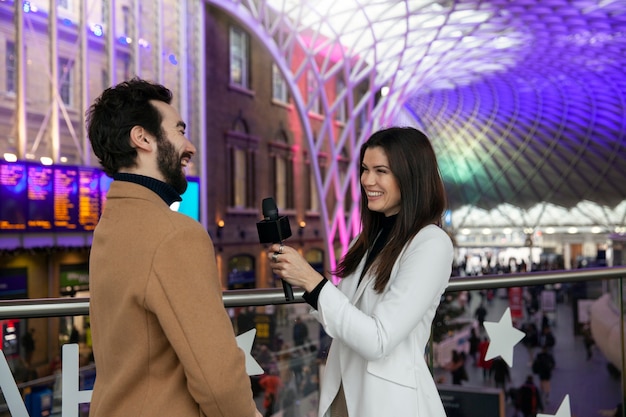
[305,149,326,213]
[269,129,294,210]
[304,248,325,274]
[307,68,321,115]
[339,147,352,213]
[226,115,258,209]
[227,254,256,290]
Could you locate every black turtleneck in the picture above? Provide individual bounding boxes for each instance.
[303,214,398,309]
[113,173,182,206]
[359,214,397,285]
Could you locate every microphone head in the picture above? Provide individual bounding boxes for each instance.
[262,197,279,220]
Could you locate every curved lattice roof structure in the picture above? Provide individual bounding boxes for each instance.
[225,0,626,239]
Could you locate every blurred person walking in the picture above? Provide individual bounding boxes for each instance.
[532,346,556,405]
[445,350,468,385]
[491,357,511,392]
[259,367,283,417]
[21,328,35,366]
[477,337,493,381]
[515,375,543,417]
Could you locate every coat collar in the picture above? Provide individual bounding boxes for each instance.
[347,256,376,305]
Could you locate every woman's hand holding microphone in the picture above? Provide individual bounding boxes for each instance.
[267,244,325,293]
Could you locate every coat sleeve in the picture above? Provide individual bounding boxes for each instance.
[147,223,256,417]
[316,226,453,360]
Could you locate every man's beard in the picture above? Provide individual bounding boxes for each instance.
[156,138,188,195]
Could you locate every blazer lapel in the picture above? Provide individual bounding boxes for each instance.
[351,258,376,305]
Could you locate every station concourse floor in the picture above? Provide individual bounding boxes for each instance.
[433,289,623,417]
[256,287,623,417]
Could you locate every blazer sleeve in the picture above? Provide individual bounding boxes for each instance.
[148,223,256,417]
[316,225,453,360]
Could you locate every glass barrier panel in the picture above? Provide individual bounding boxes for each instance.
[431,280,624,417]
[0,278,624,417]
[0,315,93,417]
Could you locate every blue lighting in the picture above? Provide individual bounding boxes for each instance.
[90,24,103,37]
[168,54,178,65]
[23,1,30,13]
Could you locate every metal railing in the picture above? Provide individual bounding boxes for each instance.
[1,266,625,417]
[1,266,625,319]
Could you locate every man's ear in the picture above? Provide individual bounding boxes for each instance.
[130,126,153,151]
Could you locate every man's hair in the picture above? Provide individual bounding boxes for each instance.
[86,77,173,176]
[335,126,447,292]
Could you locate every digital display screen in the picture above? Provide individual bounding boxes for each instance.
[53,165,79,231]
[0,161,201,233]
[0,162,27,231]
[78,167,101,231]
[178,177,200,221]
[27,164,54,231]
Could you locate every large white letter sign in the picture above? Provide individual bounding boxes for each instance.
[0,344,92,417]
[0,350,29,416]
[61,344,93,417]
[0,331,258,416]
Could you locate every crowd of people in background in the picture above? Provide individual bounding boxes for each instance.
[441,254,587,417]
[233,307,326,417]
[9,249,606,417]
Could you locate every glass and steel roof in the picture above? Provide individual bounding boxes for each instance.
[260,0,626,231]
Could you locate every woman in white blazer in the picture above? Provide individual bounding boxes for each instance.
[269,127,453,417]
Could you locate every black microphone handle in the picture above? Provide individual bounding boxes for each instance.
[278,240,295,302]
[278,241,295,301]
[281,277,294,302]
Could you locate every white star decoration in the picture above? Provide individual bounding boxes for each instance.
[483,307,525,367]
[235,328,264,375]
[538,395,571,417]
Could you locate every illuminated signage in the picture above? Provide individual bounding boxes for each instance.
[0,160,200,233]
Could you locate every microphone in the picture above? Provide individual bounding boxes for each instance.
[256,197,294,301]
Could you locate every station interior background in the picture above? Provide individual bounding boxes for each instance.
[1,0,626,416]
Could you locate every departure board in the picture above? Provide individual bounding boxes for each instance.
[0,162,27,231]
[27,164,54,231]
[0,160,201,233]
[78,167,101,231]
[53,165,79,231]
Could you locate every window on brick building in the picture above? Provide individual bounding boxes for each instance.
[226,117,257,208]
[269,130,293,210]
[6,41,16,94]
[59,57,74,107]
[230,26,250,89]
[272,63,288,103]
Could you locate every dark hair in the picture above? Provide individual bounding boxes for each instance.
[335,126,447,293]
[85,77,173,176]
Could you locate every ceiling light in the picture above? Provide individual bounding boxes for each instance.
[3,153,17,162]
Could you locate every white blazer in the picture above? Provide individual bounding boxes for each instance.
[312,224,453,417]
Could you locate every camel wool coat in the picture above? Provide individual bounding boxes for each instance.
[89,181,255,417]
[313,224,453,417]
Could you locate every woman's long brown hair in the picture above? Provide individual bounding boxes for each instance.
[334,127,447,293]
